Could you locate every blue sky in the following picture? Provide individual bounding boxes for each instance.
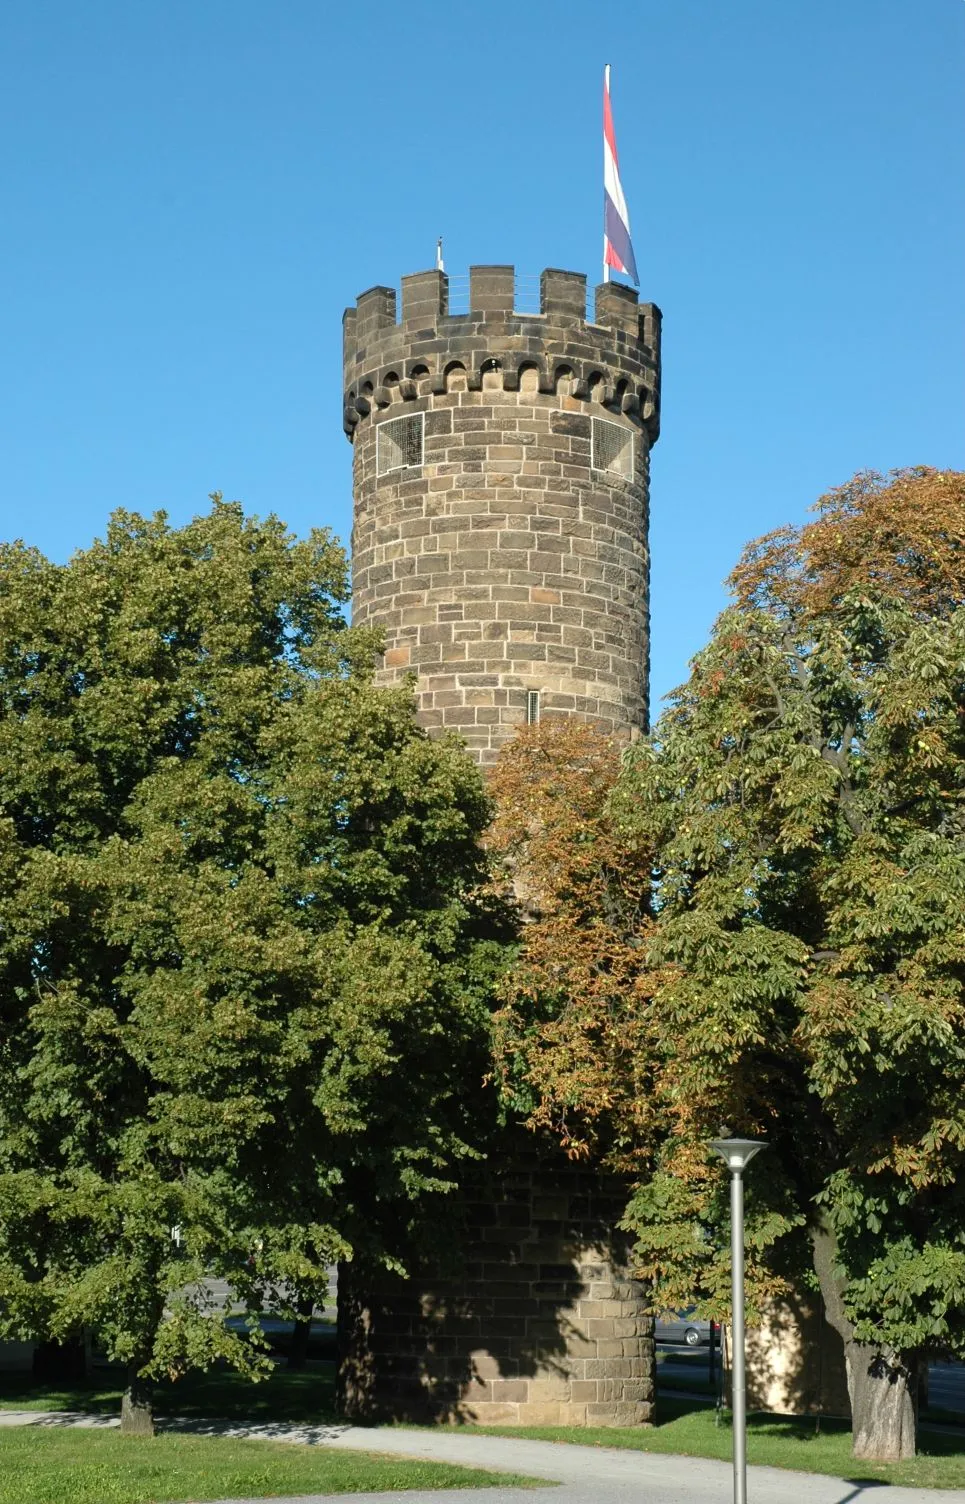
[0,1,961,711]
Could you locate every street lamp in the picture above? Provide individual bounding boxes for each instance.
[710,1135,767,1504]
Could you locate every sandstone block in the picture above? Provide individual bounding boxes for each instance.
[462,1402,520,1424]
[517,1402,563,1425]
[491,1379,530,1402]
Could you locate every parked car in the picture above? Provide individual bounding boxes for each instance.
[655,1309,714,1347]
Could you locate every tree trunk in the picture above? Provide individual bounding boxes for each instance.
[120,1363,155,1436]
[288,1295,315,1370]
[811,1217,917,1461]
[849,1345,918,1461]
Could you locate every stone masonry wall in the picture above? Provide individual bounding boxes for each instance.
[344,266,661,763]
[337,1153,654,1427]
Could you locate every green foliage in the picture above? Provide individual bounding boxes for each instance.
[614,569,965,1358]
[0,499,509,1390]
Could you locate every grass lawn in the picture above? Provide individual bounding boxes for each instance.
[0,1362,337,1424]
[8,1364,965,1492]
[0,1427,546,1504]
[464,1397,965,1492]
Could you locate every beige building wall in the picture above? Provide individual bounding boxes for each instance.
[724,1297,850,1416]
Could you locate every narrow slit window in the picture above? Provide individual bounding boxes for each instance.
[376,413,424,476]
[591,416,633,478]
[526,689,541,725]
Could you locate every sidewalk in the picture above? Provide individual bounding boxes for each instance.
[2,1410,962,1503]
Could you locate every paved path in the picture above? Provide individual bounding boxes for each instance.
[2,1411,962,1503]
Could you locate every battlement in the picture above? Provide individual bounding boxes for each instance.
[343,265,661,443]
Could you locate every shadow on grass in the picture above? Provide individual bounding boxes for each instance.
[660,1395,965,1471]
[0,1360,338,1426]
[0,1372,122,1416]
[739,1411,965,1462]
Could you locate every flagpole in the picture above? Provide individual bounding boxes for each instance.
[603,65,610,283]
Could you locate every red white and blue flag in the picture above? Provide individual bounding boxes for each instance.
[603,64,638,285]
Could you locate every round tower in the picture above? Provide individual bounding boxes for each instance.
[344,265,660,762]
[338,266,661,1428]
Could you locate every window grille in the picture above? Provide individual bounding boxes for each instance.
[526,689,541,725]
[376,413,424,476]
[591,416,633,478]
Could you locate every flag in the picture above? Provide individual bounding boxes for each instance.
[603,64,639,285]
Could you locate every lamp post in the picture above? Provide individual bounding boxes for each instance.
[710,1136,767,1504]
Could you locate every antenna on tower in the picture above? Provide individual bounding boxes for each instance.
[436,236,445,272]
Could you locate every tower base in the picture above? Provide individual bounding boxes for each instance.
[337,1150,654,1427]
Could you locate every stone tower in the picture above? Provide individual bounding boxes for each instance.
[344,265,660,761]
[338,265,661,1428]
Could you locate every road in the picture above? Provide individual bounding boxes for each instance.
[929,1362,965,1416]
[657,1340,965,1420]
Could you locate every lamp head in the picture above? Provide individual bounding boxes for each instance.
[709,1136,767,1172]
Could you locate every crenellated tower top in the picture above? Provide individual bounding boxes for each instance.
[343,265,660,444]
[344,262,661,761]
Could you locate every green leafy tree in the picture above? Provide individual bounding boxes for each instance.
[0,500,506,1433]
[615,469,965,1462]
[492,469,965,1462]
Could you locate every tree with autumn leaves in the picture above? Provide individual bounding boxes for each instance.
[490,468,965,1462]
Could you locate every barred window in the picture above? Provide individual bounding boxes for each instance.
[526,689,541,725]
[591,416,633,478]
[376,413,424,476]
